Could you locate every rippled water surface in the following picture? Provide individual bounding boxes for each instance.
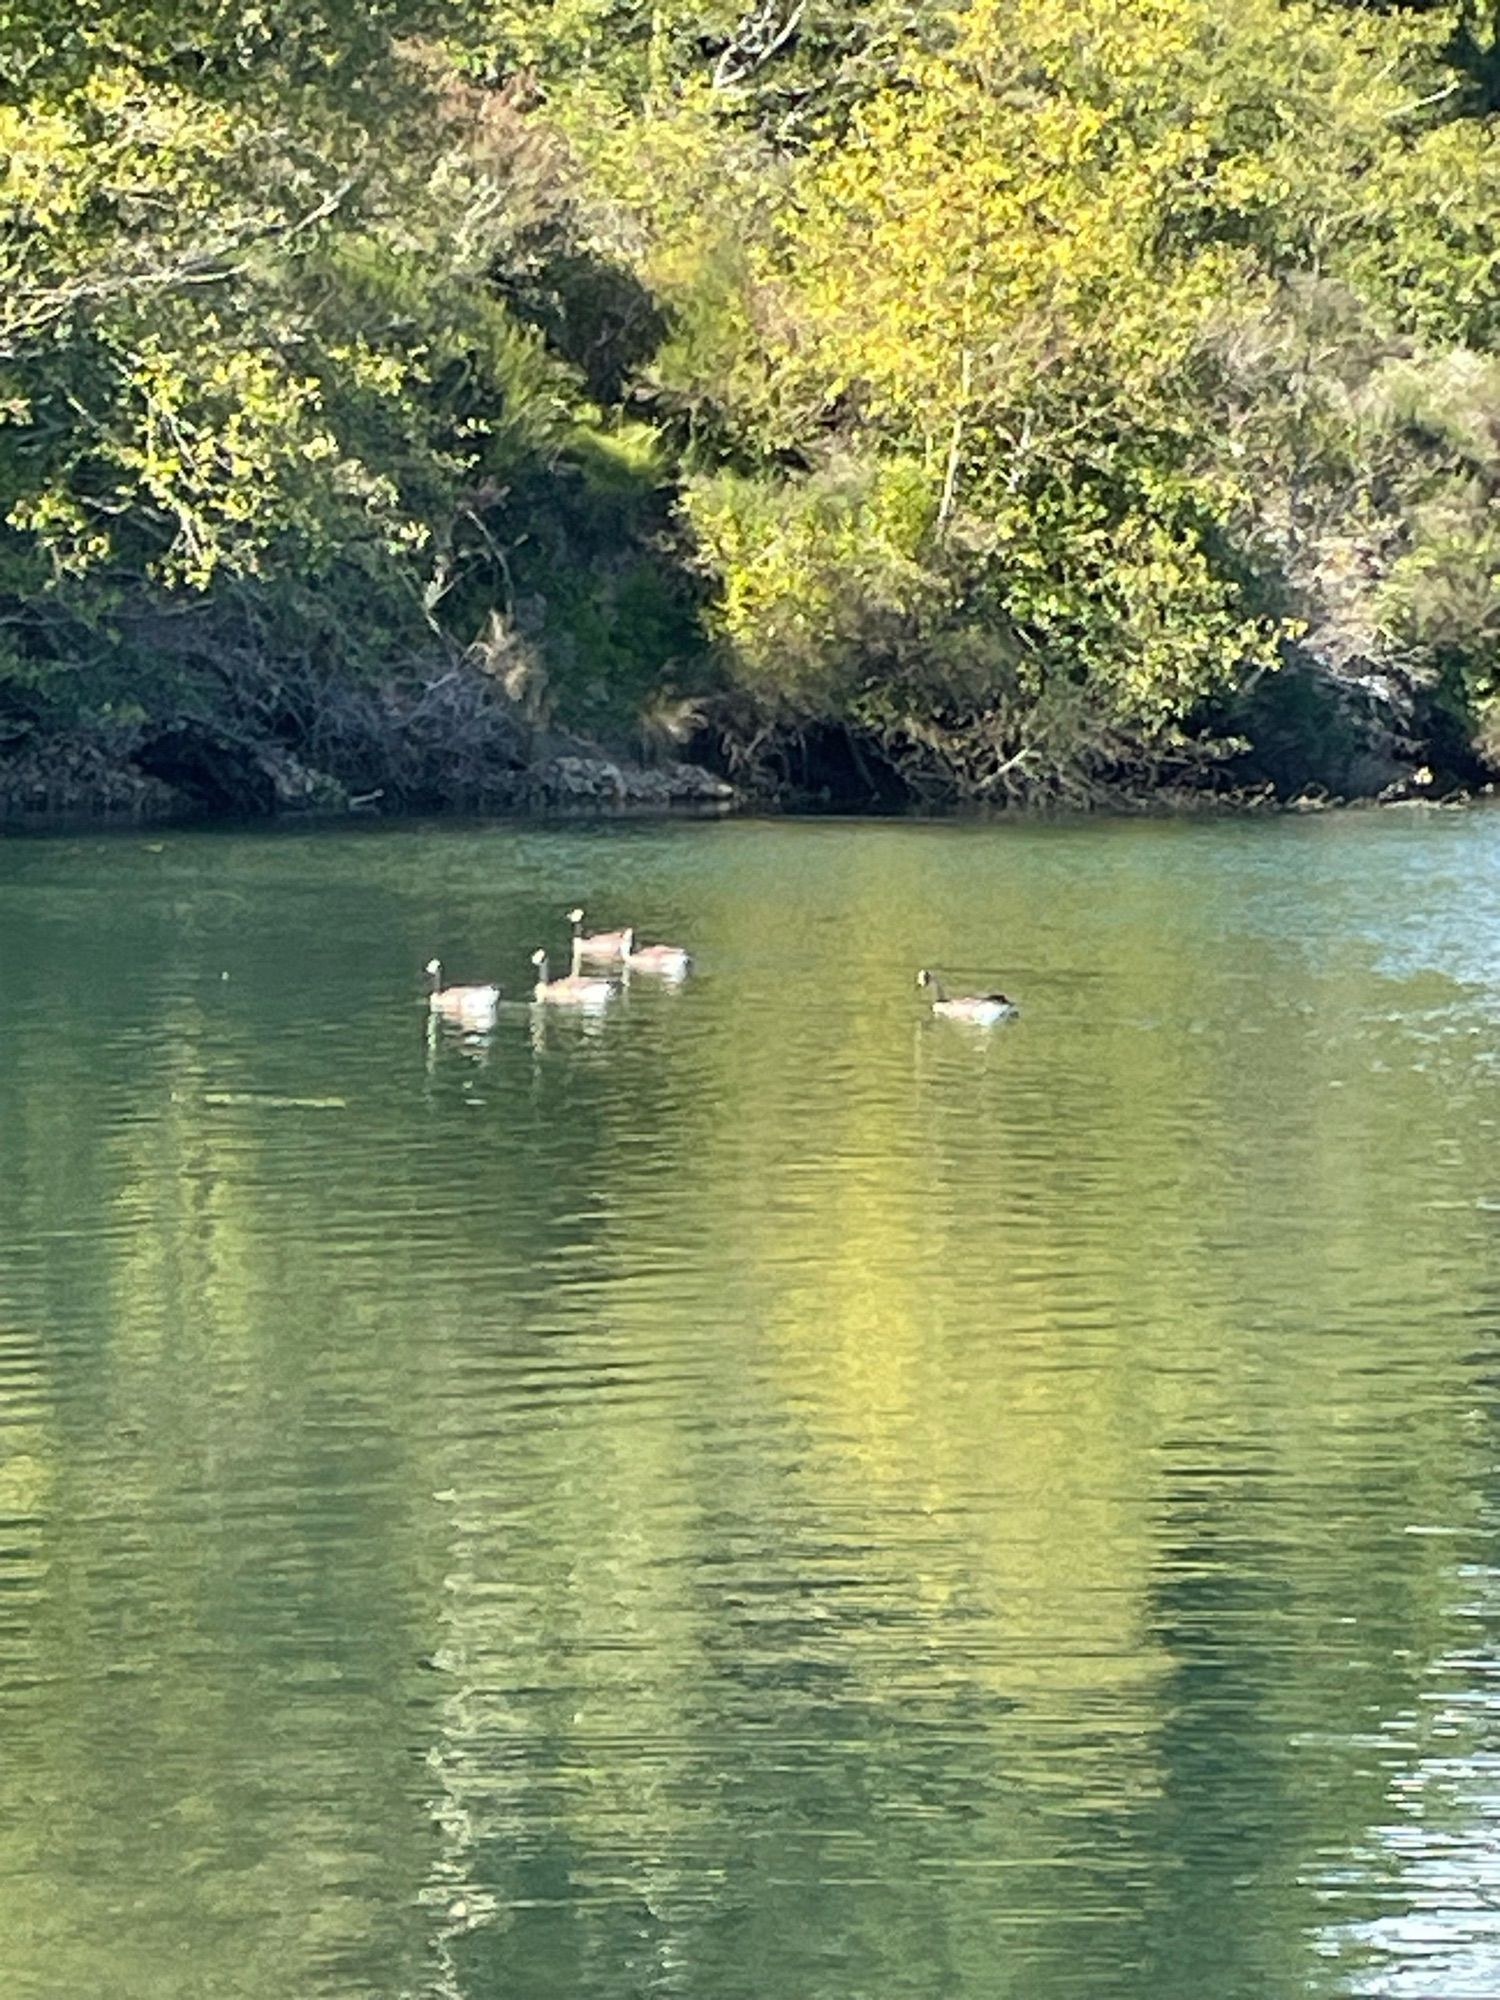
[4,810,1500,1998]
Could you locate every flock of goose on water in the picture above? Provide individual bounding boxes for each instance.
[427,906,1019,1031]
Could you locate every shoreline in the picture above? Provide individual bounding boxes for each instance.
[0,732,739,833]
[0,678,1480,834]
[2,770,1486,838]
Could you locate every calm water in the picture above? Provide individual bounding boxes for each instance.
[3,810,1500,1998]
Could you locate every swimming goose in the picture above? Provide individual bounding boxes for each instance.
[917,968,1017,1024]
[426,958,501,1028]
[531,949,615,1007]
[566,908,632,962]
[622,928,692,978]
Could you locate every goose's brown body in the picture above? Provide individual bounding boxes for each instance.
[916,968,1017,1024]
[622,930,692,978]
[566,908,632,962]
[426,959,501,1027]
[531,949,615,1007]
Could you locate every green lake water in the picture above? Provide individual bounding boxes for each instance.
[3,810,1500,1999]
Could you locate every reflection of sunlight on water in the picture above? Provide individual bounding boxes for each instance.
[13,813,1500,1999]
[1345,819,1500,1002]
[1373,899,1500,998]
[414,1520,499,2000]
[1315,1548,1500,1998]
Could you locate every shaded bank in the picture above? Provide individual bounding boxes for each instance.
[0,649,1477,826]
[0,677,735,827]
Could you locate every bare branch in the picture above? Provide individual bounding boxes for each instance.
[712,0,805,92]
[0,176,358,357]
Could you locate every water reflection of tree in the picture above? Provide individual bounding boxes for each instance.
[2,824,1499,1998]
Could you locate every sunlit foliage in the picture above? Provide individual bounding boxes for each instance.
[543,0,1500,794]
[5,0,1500,797]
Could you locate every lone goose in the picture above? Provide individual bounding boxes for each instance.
[622,928,692,978]
[917,968,1017,1024]
[426,958,501,1029]
[566,908,631,962]
[531,948,615,1008]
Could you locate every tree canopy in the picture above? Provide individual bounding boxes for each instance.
[4,0,1500,804]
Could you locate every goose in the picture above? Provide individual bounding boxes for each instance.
[426,958,501,1028]
[621,928,692,978]
[917,968,1017,1024]
[530,948,615,1008]
[566,907,632,962]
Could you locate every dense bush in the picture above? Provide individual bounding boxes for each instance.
[5,0,1500,802]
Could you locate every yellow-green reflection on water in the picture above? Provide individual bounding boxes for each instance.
[3,812,1500,1998]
